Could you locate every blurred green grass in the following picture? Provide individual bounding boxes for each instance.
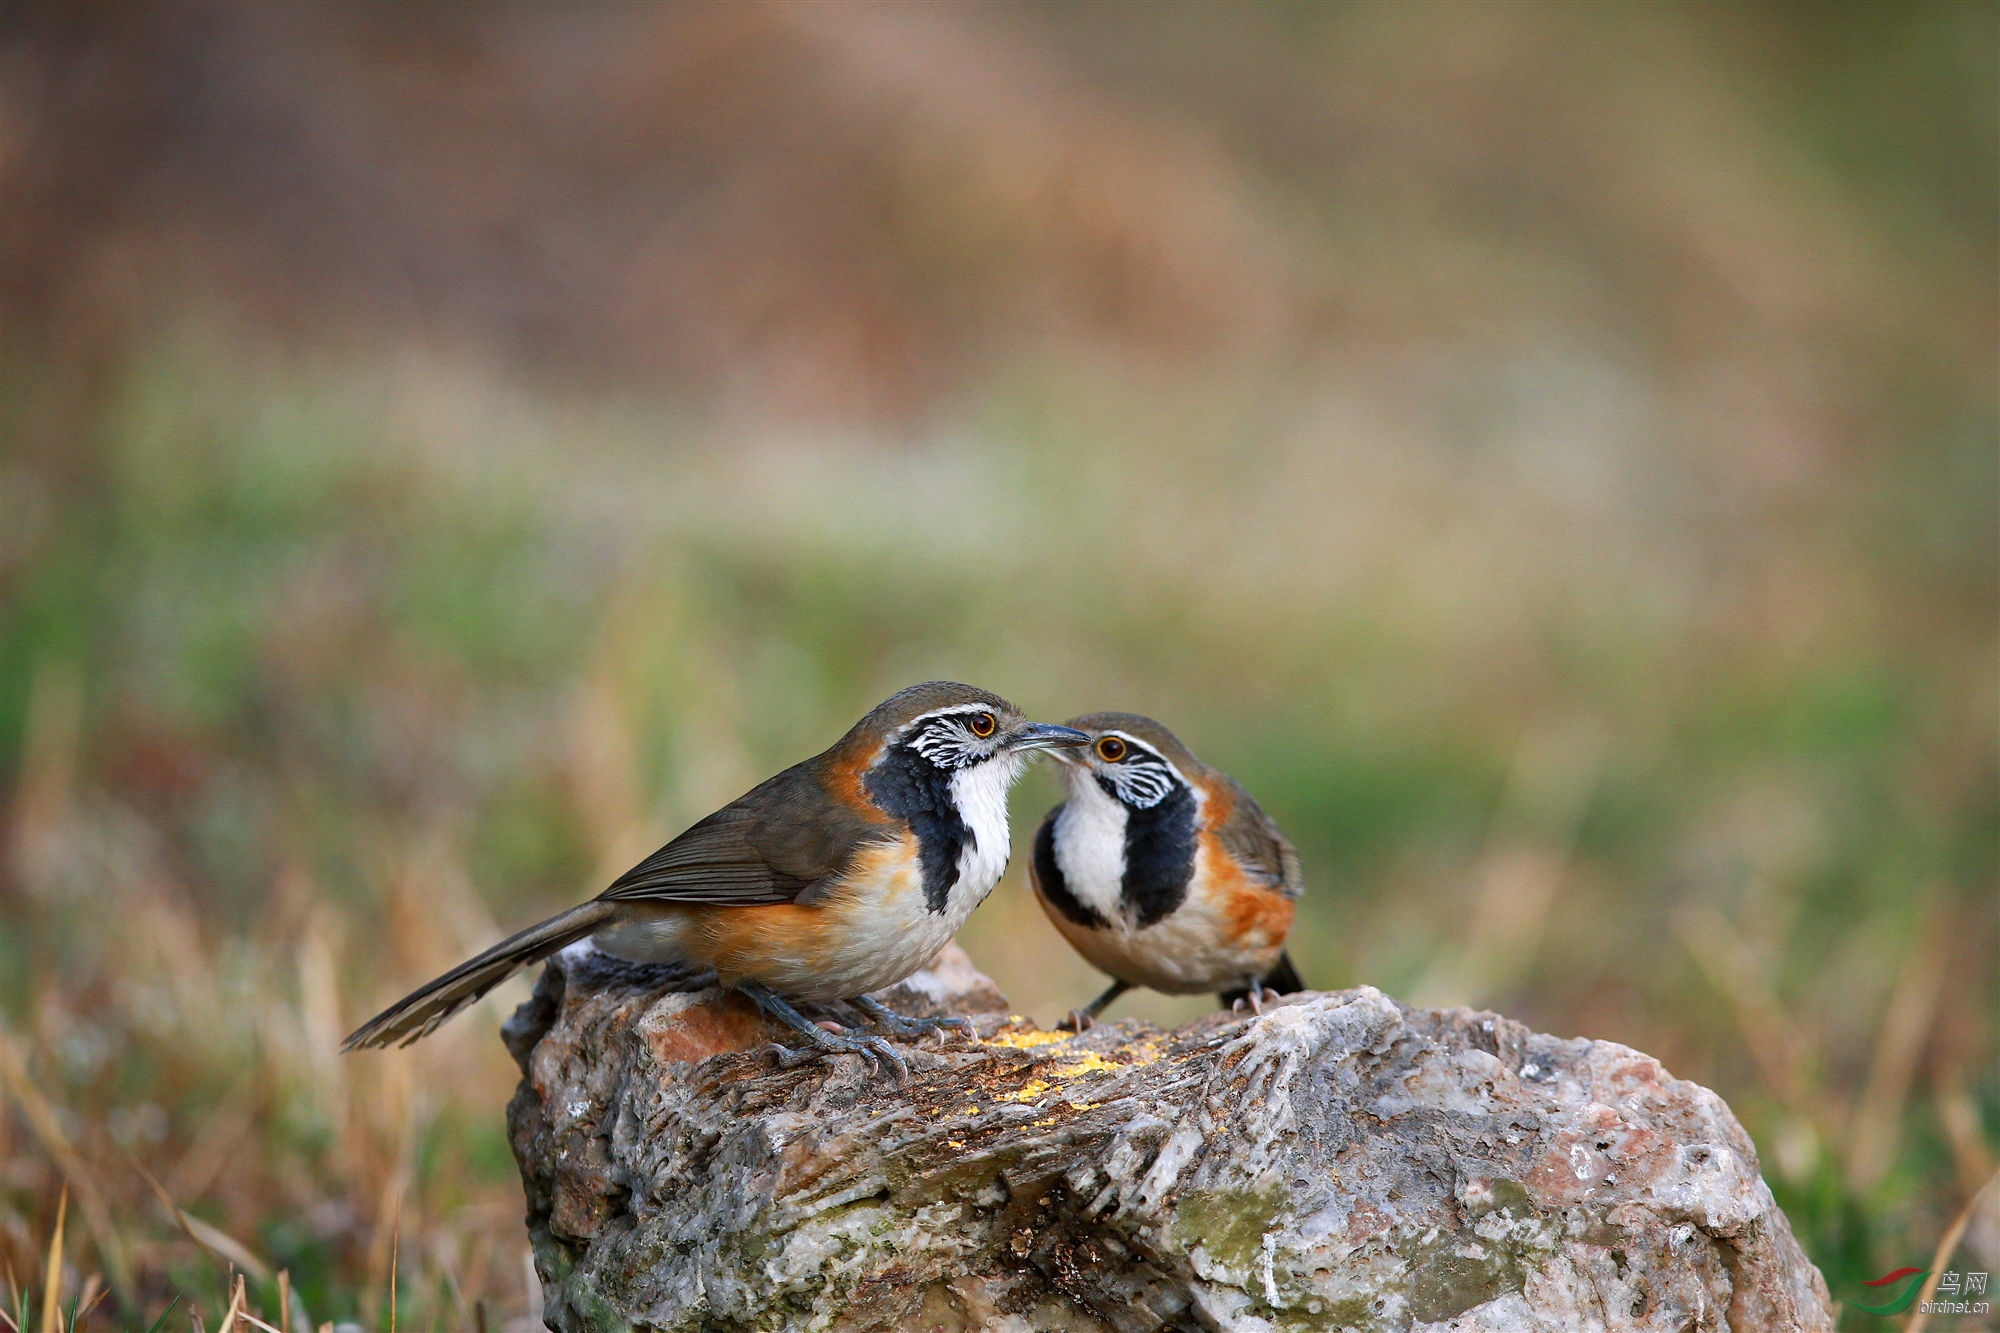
[0,3,1994,1328]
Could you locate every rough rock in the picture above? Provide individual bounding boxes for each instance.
[503,944,1832,1333]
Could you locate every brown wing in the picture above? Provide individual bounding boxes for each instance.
[596,759,891,906]
[1211,772,1304,900]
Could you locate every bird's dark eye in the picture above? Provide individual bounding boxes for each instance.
[1096,736,1127,762]
[968,712,996,738]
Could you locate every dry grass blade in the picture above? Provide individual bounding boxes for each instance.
[275,1271,289,1333]
[1845,900,1951,1193]
[0,1034,130,1293]
[72,1277,103,1329]
[163,1083,261,1208]
[1936,1076,1997,1194]
[1904,1163,2000,1333]
[215,1275,243,1333]
[1673,904,1816,1113]
[37,1189,64,1333]
[133,1164,273,1285]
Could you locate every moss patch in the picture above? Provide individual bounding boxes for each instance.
[1171,1182,1290,1273]
[1401,1180,1558,1323]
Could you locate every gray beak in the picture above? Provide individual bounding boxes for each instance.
[1008,722,1092,754]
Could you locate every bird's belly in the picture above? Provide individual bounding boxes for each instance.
[650,832,987,1004]
[1052,910,1271,993]
[1046,864,1291,994]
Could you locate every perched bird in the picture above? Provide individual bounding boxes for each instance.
[344,682,1088,1076]
[1030,712,1305,1029]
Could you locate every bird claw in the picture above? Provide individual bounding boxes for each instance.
[763,1041,817,1069]
[849,995,973,1044]
[762,1031,909,1083]
[858,1034,910,1082]
[739,982,912,1082]
[1056,1010,1095,1033]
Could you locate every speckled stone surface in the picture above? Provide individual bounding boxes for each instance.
[503,945,1832,1333]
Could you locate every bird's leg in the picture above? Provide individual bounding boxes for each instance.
[1058,979,1131,1033]
[847,993,974,1045]
[1231,976,1268,1015]
[736,981,909,1083]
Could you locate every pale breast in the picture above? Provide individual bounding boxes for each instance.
[1048,839,1287,994]
[1050,782,1129,921]
[743,829,990,1003]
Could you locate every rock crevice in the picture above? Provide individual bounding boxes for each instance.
[504,946,1831,1332]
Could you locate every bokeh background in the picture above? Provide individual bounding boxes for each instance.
[1,3,1994,1329]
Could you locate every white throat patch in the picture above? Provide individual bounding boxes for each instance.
[946,748,1025,914]
[1052,771,1129,920]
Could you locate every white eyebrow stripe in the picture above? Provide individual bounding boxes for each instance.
[889,704,998,742]
[917,704,999,721]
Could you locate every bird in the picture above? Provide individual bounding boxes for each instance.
[344,682,1089,1077]
[1029,712,1305,1030]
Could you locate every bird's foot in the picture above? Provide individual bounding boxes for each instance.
[1230,979,1268,1015]
[761,1029,909,1082]
[1067,979,1130,1030]
[737,982,911,1082]
[847,993,974,1046]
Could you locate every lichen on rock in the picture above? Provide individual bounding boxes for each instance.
[503,944,1832,1332]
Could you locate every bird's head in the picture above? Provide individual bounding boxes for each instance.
[1054,712,1200,812]
[858,681,1089,779]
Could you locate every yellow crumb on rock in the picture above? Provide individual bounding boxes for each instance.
[980,1027,1073,1051]
[1122,1038,1166,1067]
[1050,1051,1123,1079]
[998,1078,1052,1103]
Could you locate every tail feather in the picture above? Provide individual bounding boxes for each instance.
[342,900,617,1051]
[1218,950,1306,1010]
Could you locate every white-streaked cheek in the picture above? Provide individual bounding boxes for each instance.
[1052,771,1127,920]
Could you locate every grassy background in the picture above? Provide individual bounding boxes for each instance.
[0,3,1993,1329]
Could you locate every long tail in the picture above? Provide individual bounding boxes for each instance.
[342,900,617,1051]
[1219,950,1306,1009]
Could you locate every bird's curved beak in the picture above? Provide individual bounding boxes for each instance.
[1008,722,1092,754]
